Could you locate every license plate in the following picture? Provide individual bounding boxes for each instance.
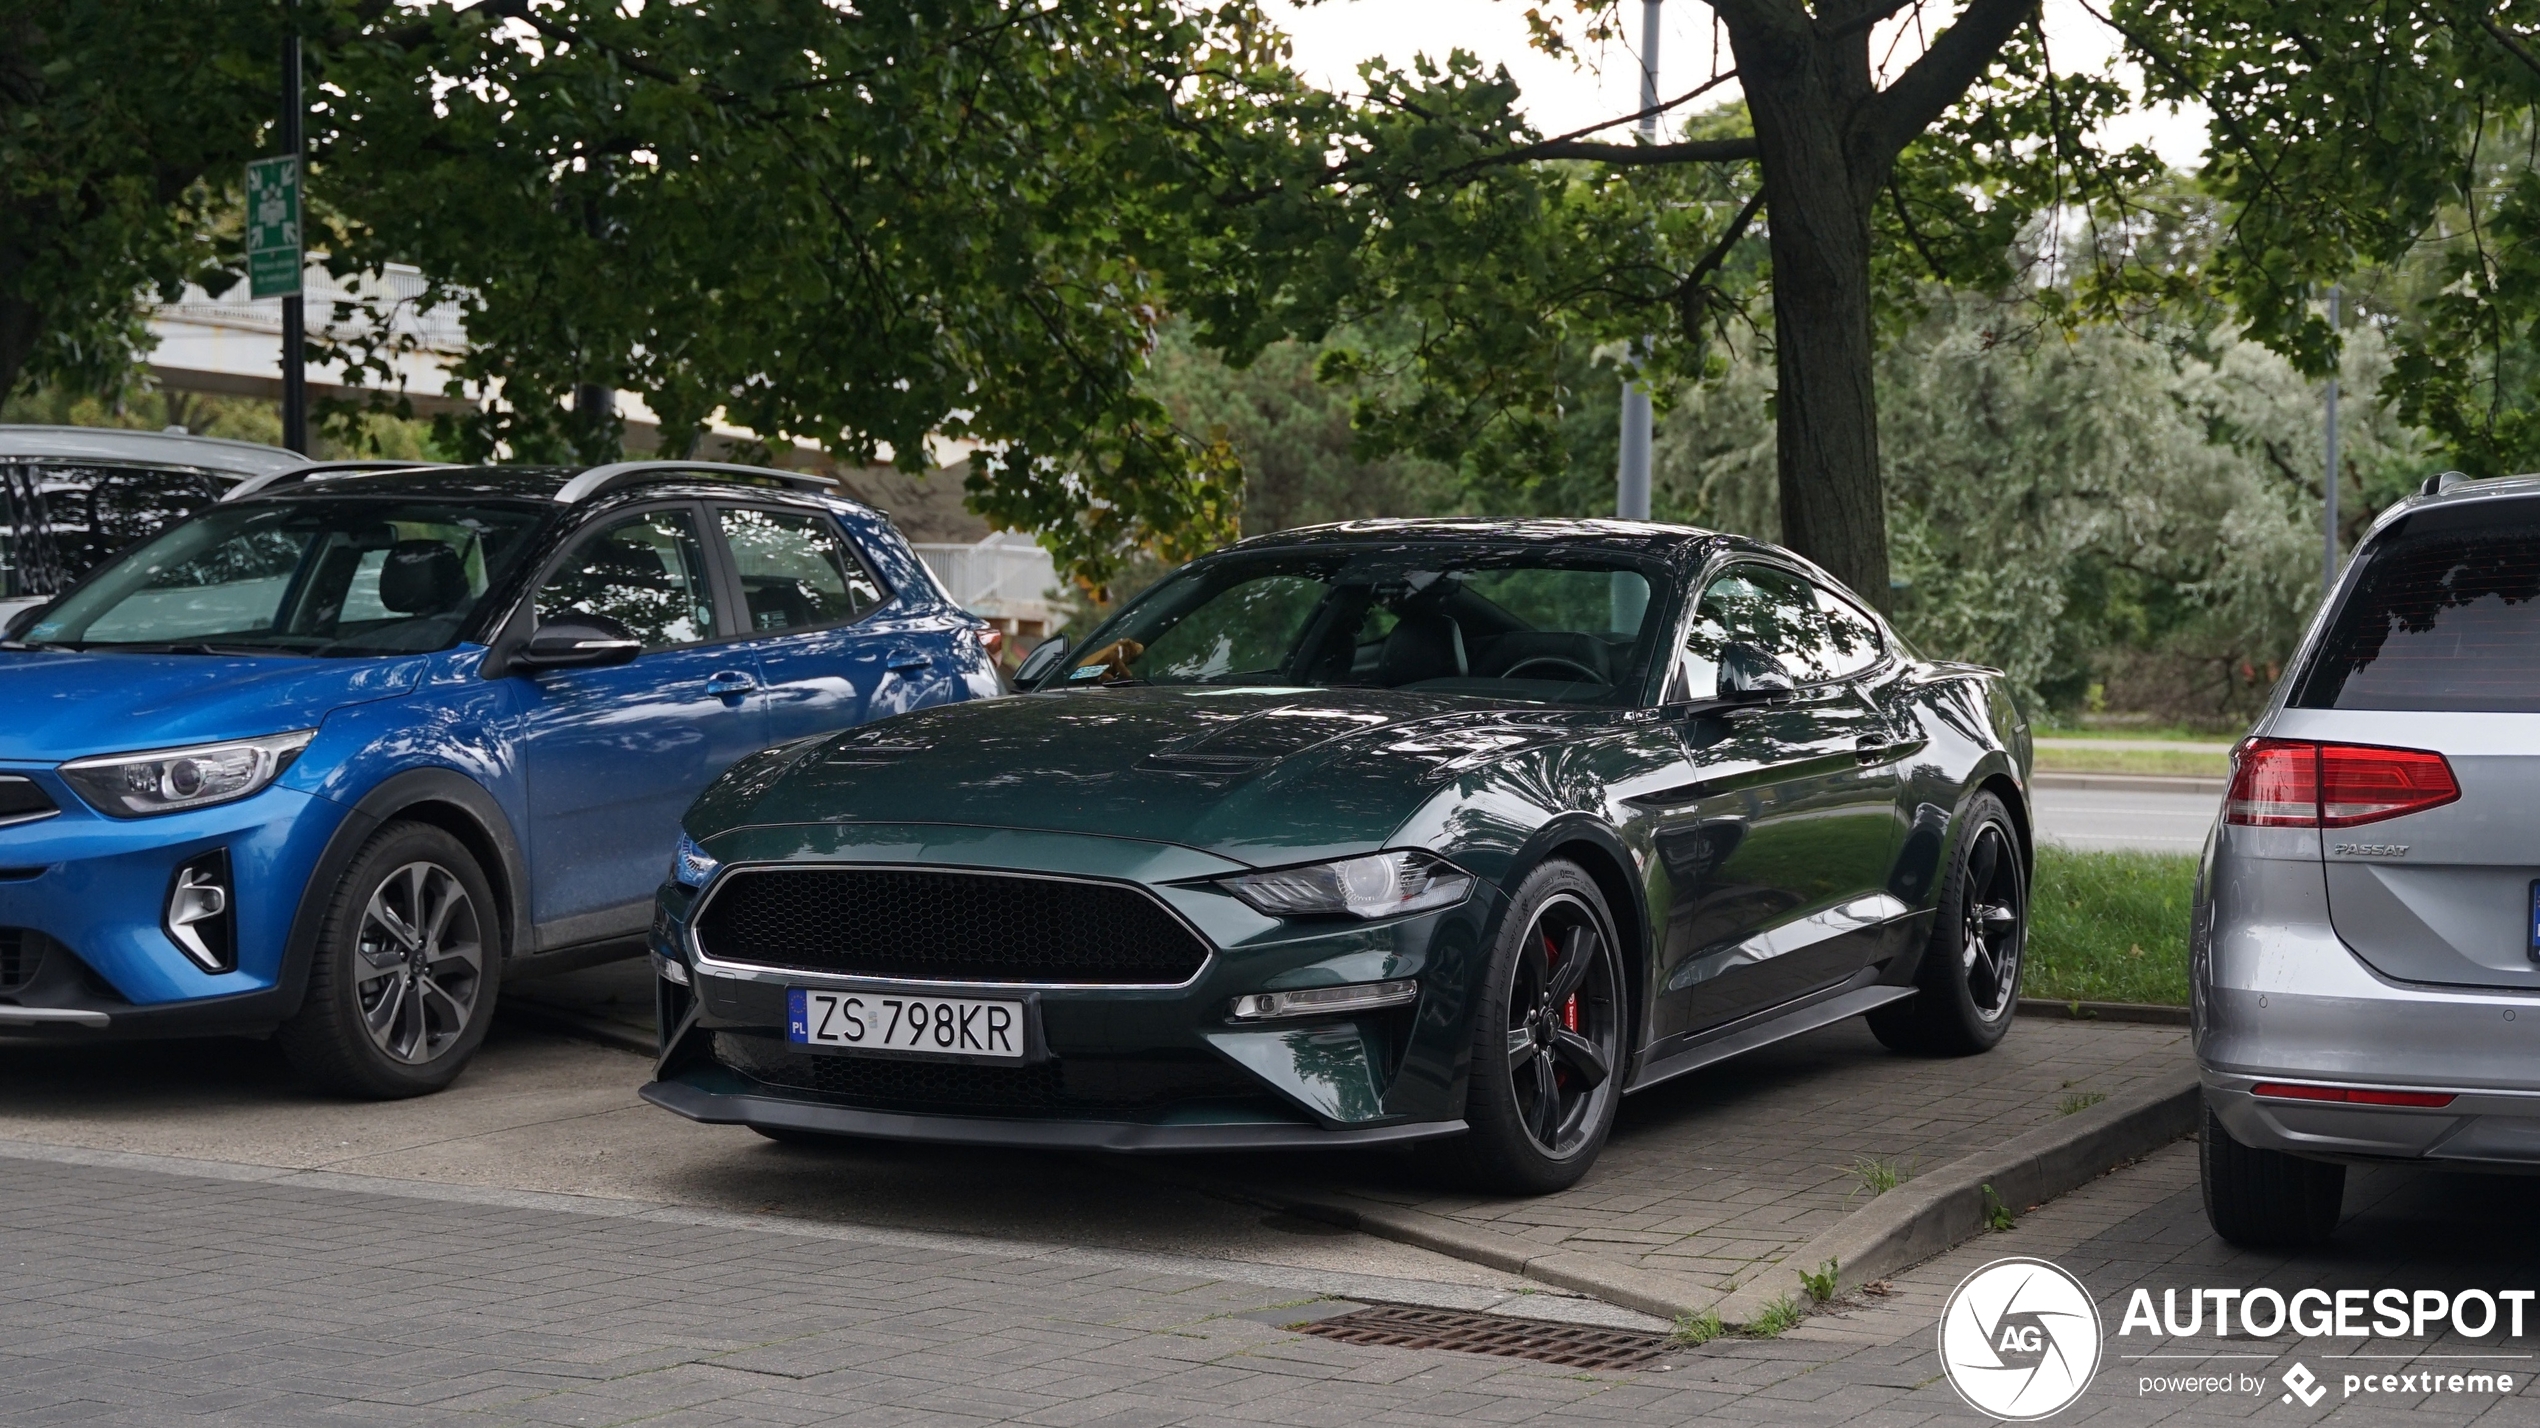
[786,988,1026,1059]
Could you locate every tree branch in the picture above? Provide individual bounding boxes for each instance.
[1856,0,2038,163]
[2474,12,2540,82]
[1515,136,1762,165]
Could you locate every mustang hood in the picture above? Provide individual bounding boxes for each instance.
[0,649,425,763]
[698,687,1575,865]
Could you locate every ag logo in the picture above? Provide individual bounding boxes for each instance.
[1939,1257,2103,1419]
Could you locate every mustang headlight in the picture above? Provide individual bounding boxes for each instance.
[60,731,314,818]
[671,832,720,889]
[1221,850,1474,920]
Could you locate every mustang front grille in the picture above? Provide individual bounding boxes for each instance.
[692,866,1211,985]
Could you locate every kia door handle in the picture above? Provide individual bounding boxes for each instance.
[885,647,934,672]
[704,670,758,699]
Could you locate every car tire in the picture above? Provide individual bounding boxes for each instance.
[277,820,501,1099]
[1427,858,1627,1196]
[2201,1106,2344,1246]
[1869,791,2026,1056]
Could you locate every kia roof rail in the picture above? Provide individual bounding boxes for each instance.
[220,460,455,503]
[552,459,837,505]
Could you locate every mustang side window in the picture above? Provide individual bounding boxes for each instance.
[714,507,883,631]
[1678,565,1834,695]
[1806,583,1884,679]
[537,509,720,650]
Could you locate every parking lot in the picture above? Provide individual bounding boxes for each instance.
[5,1011,2534,1426]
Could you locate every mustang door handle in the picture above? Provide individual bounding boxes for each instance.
[704,670,758,698]
[885,647,934,672]
[1855,734,1918,760]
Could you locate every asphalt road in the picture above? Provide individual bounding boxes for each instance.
[2034,781,2220,856]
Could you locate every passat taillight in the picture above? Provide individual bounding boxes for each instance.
[2225,739,2460,828]
[2251,1080,2456,1109]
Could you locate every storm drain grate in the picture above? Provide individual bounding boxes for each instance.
[1295,1304,1672,1370]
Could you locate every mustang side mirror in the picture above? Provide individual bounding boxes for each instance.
[1716,641,1795,702]
[511,614,642,672]
[1013,632,1071,686]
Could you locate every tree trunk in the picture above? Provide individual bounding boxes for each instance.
[1729,15,1892,607]
[0,292,37,410]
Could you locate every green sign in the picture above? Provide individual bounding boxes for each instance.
[245,155,302,299]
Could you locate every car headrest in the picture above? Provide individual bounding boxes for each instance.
[1376,611,1469,686]
[379,540,469,615]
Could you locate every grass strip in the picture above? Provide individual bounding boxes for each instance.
[2033,745,2230,778]
[2025,847,2195,1007]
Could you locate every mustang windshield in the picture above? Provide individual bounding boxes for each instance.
[1051,549,1668,703]
[23,499,548,657]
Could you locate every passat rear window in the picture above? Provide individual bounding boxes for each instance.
[2296,502,2540,711]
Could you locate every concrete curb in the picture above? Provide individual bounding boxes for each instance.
[2032,771,2225,796]
[1246,1066,2201,1327]
[1708,1067,2200,1326]
[2016,998,2192,1027]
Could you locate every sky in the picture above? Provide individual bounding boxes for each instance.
[1259,0,2212,168]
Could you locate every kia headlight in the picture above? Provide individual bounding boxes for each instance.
[671,832,721,889]
[60,731,315,818]
[1221,851,1474,920]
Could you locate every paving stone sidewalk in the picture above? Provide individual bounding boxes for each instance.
[6,1132,2533,1425]
[1249,1016,2191,1300]
[514,963,2193,1309]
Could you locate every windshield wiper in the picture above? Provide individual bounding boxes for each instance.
[85,642,301,657]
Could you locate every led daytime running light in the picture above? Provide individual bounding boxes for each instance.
[1228,978,1420,1021]
[1221,851,1474,920]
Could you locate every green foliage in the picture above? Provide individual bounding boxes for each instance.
[1744,1295,1807,1337]
[2114,2,2540,479]
[2027,849,2197,1007]
[0,0,284,400]
[1670,1308,1725,1346]
[316,0,1258,599]
[1846,1156,1908,1199]
[1798,1259,1839,1304]
[2059,1090,2110,1116]
[1981,1184,2016,1233]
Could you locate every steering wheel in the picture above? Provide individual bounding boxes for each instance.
[1501,656,1607,685]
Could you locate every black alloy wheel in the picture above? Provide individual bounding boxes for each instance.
[1431,859,1626,1194]
[1870,791,2027,1056]
[278,820,502,1098]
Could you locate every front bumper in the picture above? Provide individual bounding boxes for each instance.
[643,825,1499,1147]
[639,1073,1464,1152]
[0,770,346,1039]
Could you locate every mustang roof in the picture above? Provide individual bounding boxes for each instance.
[1226,516,1724,556]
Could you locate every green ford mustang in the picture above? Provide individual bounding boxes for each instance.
[641,518,2033,1192]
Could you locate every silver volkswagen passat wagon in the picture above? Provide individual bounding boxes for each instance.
[2199,472,2540,1245]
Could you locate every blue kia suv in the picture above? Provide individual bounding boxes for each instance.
[0,459,1000,1096]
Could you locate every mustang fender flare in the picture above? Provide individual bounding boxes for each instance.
[275,768,530,1019]
[1493,813,1651,1045]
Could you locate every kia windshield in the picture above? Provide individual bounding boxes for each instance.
[19,499,548,657]
[1045,548,1669,704]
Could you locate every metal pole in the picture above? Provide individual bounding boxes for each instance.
[280,5,307,455]
[1614,0,1660,520]
[2323,286,2341,596]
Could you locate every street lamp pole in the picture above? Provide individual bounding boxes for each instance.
[280,3,307,455]
[1614,0,1660,521]
[2322,285,2341,597]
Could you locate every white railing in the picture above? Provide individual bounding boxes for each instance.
[909,532,1061,632]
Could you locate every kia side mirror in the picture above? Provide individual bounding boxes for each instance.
[1717,641,1795,701]
[1013,632,1071,686]
[512,614,642,672]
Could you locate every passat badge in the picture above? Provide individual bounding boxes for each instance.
[1939,1257,2102,1419]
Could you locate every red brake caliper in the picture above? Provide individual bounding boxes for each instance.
[1545,932,1579,1033]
